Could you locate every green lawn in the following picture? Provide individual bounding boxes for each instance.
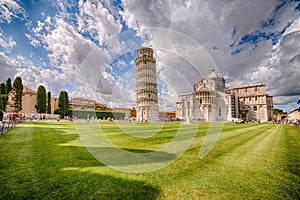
[0,121,299,199]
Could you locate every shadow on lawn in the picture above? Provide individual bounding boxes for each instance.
[1,164,160,199]
[41,170,160,199]
[85,147,176,166]
[0,122,161,199]
[32,147,161,199]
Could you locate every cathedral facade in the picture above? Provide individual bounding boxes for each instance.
[176,69,273,122]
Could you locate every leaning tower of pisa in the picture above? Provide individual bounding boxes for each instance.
[135,47,159,122]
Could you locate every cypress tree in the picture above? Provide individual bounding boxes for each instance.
[36,85,47,113]
[0,83,6,111]
[6,78,12,94]
[47,91,51,114]
[58,91,70,117]
[0,83,5,94]
[12,76,23,112]
[0,89,3,111]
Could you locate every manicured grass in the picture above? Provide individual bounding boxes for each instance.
[0,121,299,199]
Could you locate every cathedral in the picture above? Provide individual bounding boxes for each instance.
[176,69,273,122]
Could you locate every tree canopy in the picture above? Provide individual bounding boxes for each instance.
[58,91,70,117]
[12,76,23,112]
[6,78,12,94]
[0,89,3,111]
[273,108,287,115]
[36,85,47,113]
[47,91,51,114]
[0,80,10,112]
[0,83,5,94]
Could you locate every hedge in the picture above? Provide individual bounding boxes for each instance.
[70,110,125,120]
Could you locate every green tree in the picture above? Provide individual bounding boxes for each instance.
[0,83,5,94]
[36,85,47,113]
[0,82,7,111]
[47,91,51,114]
[12,76,23,112]
[0,89,3,111]
[273,108,287,115]
[58,91,70,117]
[6,78,12,94]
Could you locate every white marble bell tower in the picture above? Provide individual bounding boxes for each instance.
[135,47,159,122]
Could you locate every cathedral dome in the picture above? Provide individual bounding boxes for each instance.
[207,69,221,79]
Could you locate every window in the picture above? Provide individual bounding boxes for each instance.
[148,94,151,97]
[253,106,257,111]
[219,108,221,116]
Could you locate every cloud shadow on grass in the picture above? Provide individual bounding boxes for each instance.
[85,147,176,166]
[34,170,161,199]
[0,122,161,199]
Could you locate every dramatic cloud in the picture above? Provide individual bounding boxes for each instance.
[120,0,300,106]
[0,52,19,81]
[77,0,122,45]
[0,0,27,23]
[1,0,299,111]
[16,66,68,97]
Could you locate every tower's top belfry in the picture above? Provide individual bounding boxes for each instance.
[135,47,159,122]
[135,47,156,64]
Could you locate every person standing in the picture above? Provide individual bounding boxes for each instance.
[12,113,17,125]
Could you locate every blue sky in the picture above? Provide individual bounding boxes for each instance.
[0,0,300,112]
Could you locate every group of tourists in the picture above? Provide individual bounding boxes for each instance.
[0,111,21,125]
[0,110,19,134]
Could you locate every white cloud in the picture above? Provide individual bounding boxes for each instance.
[16,65,69,97]
[45,15,51,25]
[33,20,44,34]
[77,0,122,45]
[0,0,27,23]
[115,59,127,70]
[0,55,70,97]
[44,18,96,74]
[120,0,300,106]
[247,18,300,104]
[2,0,299,111]
[273,95,299,106]
[0,52,19,82]
[110,69,136,108]
[40,16,132,107]
[25,33,40,47]
[0,30,16,50]
[25,16,55,48]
